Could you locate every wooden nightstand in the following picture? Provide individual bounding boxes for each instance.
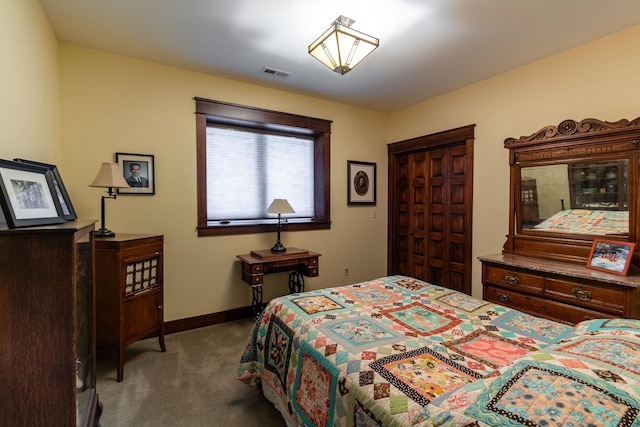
[95,233,166,382]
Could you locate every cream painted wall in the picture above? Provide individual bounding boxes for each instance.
[0,0,60,163]
[59,44,389,321]
[387,25,640,298]
[6,0,640,322]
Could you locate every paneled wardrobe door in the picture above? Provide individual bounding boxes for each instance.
[426,144,472,294]
[390,151,429,280]
[388,125,474,295]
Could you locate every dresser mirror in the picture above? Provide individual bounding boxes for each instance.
[519,159,629,235]
[503,117,640,264]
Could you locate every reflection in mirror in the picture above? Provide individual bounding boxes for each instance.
[520,160,629,236]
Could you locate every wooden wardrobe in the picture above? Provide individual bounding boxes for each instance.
[388,124,475,294]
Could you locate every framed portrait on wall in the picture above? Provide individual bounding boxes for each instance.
[0,159,65,228]
[116,152,155,195]
[347,160,376,206]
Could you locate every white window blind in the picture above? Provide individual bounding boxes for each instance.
[206,125,315,222]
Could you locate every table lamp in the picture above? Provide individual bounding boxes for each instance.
[266,199,295,252]
[89,162,130,237]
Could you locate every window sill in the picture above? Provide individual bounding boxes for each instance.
[197,219,331,237]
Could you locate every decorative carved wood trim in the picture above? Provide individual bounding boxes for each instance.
[505,117,640,148]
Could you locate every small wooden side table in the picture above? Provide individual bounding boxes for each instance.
[236,247,321,314]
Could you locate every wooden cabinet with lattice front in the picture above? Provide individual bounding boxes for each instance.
[95,234,165,382]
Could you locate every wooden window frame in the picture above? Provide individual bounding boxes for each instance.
[195,97,332,236]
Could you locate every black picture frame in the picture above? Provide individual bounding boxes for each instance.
[0,159,65,228]
[13,158,78,221]
[347,160,376,206]
[116,152,155,195]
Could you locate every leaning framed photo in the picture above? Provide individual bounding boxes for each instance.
[348,160,376,206]
[115,152,155,195]
[586,238,635,276]
[13,158,77,221]
[0,159,65,228]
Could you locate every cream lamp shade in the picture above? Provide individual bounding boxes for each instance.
[89,162,130,237]
[266,198,295,215]
[308,15,379,75]
[266,199,295,252]
[89,162,130,189]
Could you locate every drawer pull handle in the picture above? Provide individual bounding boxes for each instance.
[498,293,510,303]
[504,275,520,286]
[572,287,592,301]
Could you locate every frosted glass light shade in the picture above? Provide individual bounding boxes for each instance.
[308,15,379,75]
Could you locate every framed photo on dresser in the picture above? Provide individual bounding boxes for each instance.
[587,238,635,276]
[0,159,65,228]
[13,158,77,221]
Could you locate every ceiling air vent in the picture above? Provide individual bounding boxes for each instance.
[260,67,291,79]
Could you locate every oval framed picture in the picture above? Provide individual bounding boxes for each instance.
[347,160,376,206]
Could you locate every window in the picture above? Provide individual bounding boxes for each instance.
[195,98,332,236]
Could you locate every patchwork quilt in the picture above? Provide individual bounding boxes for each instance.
[236,276,640,426]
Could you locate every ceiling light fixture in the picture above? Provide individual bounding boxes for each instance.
[308,15,379,75]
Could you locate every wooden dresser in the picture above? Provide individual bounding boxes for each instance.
[0,221,101,426]
[480,253,640,324]
[95,233,165,382]
[485,117,640,325]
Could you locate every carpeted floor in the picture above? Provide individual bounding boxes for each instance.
[96,318,287,427]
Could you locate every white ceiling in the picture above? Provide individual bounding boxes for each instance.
[39,0,640,112]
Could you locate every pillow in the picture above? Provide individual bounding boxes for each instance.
[573,318,640,335]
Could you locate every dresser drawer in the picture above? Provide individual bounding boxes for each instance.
[484,285,538,310]
[484,285,614,324]
[545,278,625,316]
[484,264,544,295]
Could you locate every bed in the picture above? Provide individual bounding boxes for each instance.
[237,275,640,426]
[532,209,628,235]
